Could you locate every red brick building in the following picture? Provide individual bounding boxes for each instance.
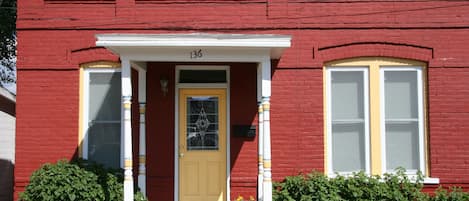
[15,0,469,201]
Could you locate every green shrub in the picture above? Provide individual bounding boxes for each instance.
[273,171,341,201]
[431,187,469,201]
[273,169,469,201]
[19,159,147,201]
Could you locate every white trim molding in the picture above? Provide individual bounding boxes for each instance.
[423,177,440,184]
[96,33,291,59]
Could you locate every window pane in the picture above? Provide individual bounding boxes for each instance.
[87,71,121,168]
[88,123,121,168]
[385,122,419,171]
[384,71,418,119]
[332,123,366,172]
[331,71,364,120]
[330,70,366,173]
[89,72,121,121]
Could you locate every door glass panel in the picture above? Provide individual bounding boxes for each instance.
[186,96,219,150]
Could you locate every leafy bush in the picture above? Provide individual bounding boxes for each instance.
[273,171,341,201]
[20,159,147,201]
[431,187,469,201]
[273,169,469,201]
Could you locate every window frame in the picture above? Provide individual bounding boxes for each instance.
[379,66,425,175]
[324,58,433,181]
[326,67,371,176]
[82,67,122,167]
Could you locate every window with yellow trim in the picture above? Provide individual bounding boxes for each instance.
[325,58,426,177]
[81,62,122,168]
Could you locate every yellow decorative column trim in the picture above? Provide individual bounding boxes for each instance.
[124,159,133,168]
[263,160,271,169]
[139,155,146,164]
[139,105,146,114]
[138,155,146,175]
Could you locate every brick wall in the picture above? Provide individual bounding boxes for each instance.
[428,68,469,184]
[15,0,469,199]
[15,69,79,198]
[271,68,324,179]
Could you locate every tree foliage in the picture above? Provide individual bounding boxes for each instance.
[0,0,16,86]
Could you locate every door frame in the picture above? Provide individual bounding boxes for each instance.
[174,65,230,201]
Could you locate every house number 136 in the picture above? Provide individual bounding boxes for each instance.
[190,49,203,59]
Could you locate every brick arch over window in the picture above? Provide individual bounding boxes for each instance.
[317,42,433,63]
[71,47,120,66]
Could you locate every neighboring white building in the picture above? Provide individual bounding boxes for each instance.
[0,86,15,201]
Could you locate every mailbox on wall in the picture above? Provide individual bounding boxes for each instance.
[233,125,256,138]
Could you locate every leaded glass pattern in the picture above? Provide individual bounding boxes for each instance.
[186,96,219,150]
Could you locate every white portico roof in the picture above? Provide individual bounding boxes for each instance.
[95,33,291,59]
[0,86,15,103]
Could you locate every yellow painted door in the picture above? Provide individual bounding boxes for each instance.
[179,88,226,201]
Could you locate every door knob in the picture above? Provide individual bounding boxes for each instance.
[179,153,184,158]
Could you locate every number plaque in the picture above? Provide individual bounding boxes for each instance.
[190,49,203,59]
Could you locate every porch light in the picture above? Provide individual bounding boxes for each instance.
[160,76,168,96]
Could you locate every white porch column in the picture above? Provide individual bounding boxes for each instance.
[122,59,134,201]
[257,102,264,201]
[261,59,273,201]
[257,63,264,201]
[138,69,147,195]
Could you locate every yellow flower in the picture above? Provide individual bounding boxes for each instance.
[236,195,244,201]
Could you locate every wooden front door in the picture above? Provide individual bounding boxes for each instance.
[179,88,227,201]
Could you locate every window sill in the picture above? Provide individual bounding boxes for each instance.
[423,177,440,184]
[328,173,440,184]
[406,175,440,184]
